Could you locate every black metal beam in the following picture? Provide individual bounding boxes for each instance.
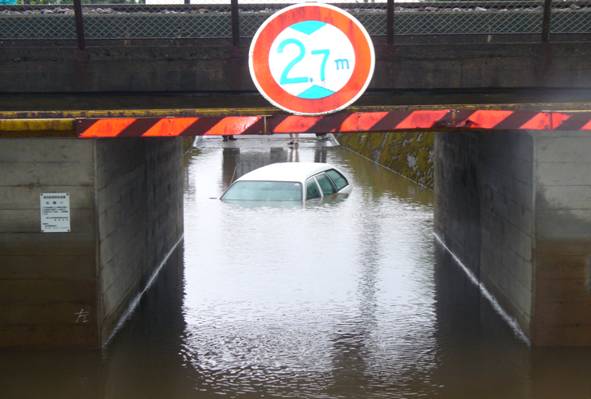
[73,0,85,50]
[387,0,394,44]
[231,0,239,46]
[542,0,553,42]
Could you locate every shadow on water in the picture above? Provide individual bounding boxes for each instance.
[222,146,290,190]
[431,242,591,399]
[99,244,192,399]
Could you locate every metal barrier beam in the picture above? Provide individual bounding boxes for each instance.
[74,110,591,138]
[0,119,75,138]
[2,107,591,138]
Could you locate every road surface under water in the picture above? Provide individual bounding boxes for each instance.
[1,136,590,399]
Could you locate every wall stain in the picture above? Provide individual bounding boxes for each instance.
[337,132,434,189]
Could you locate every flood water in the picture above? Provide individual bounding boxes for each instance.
[1,136,591,399]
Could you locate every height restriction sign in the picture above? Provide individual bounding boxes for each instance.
[249,3,375,115]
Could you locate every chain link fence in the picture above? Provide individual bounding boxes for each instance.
[239,3,387,37]
[82,4,232,39]
[0,0,590,42]
[551,0,591,33]
[393,1,544,35]
[0,5,77,39]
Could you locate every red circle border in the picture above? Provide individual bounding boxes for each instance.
[249,4,375,115]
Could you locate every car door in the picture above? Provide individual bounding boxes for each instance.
[325,169,349,193]
[314,172,337,198]
[305,177,322,202]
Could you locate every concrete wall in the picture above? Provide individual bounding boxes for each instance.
[96,138,184,344]
[434,132,535,338]
[0,139,98,347]
[434,131,591,346]
[1,41,591,93]
[338,132,434,188]
[532,132,591,345]
[0,138,184,348]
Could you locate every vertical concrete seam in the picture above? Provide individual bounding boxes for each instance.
[92,139,102,347]
[530,131,538,341]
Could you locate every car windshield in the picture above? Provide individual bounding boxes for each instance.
[222,181,302,201]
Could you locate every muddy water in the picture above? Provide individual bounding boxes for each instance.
[1,137,590,399]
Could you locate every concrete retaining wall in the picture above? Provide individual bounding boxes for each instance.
[2,41,591,94]
[338,132,434,188]
[532,132,591,345]
[434,131,591,346]
[96,139,183,345]
[0,139,98,347]
[0,138,184,348]
[434,132,535,338]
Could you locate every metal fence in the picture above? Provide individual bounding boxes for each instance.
[551,0,591,33]
[0,0,590,45]
[0,6,77,40]
[82,4,233,39]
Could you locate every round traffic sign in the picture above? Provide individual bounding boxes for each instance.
[249,3,375,115]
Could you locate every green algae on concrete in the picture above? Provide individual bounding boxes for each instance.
[337,132,434,189]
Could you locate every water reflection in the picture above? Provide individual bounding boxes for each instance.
[431,243,531,398]
[2,139,591,399]
[220,143,333,190]
[180,140,439,398]
[101,246,193,399]
[325,193,379,398]
[221,146,290,190]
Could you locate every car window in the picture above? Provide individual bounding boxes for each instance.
[306,178,321,200]
[326,169,348,191]
[222,181,302,201]
[315,173,336,196]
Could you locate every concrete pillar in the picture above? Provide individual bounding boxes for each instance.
[531,132,591,345]
[95,139,184,345]
[0,138,183,348]
[434,131,591,346]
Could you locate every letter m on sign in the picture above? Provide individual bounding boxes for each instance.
[335,59,350,70]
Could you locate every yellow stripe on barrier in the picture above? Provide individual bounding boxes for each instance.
[0,119,76,138]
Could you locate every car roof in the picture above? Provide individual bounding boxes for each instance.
[236,162,335,183]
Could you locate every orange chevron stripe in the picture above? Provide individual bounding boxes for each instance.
[583,120,591,130]
[340,112,389,131]
[520,112,571,130]
[272,116,322,133]
[462,110,513,128]
[204,116,262,135]
[396,110,450,129]
[142,117,199,137]
[79,118,137,138]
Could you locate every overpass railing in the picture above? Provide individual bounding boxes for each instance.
[0,0,589,48]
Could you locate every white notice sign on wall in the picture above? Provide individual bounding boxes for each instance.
[40,193,71,233]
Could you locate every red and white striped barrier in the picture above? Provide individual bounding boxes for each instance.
[76,110,591,138]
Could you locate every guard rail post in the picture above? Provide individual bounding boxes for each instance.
[387,0,394,44]
[231,0,240,46]
[542,0,553,42]
[73,0,85,50]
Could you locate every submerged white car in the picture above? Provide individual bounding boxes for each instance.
[221,162,352,203]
